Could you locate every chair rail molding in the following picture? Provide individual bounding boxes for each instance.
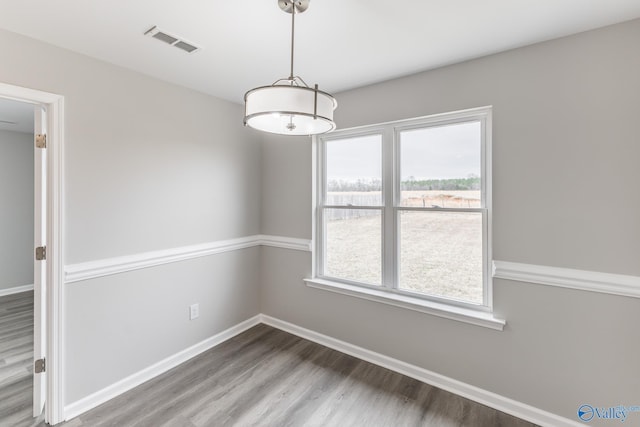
[65,235,312,283]
[493,260,640,299]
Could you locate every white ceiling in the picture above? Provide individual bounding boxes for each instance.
[0,1,639,105]
[0,98,34,134]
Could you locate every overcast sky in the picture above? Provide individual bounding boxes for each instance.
[326,121,480,181]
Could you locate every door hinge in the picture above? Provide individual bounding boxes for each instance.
[35,133,47,148]
[35,246,46,261]
[35,358,46,373]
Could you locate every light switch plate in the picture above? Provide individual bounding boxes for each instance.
[189,303,199,320]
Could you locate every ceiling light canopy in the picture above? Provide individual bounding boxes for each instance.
[244,0,337,136]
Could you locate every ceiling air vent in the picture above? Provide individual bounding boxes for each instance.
[144,26,200,54]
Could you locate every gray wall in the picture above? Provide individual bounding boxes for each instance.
[0,29,262,403]
[0,129,34,291]
[260,18,640,424]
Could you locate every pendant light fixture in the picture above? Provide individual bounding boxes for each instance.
[244,0,337,136]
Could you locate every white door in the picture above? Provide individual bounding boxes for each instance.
[33,105,47,417]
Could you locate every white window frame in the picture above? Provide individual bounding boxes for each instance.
[307,106,505,330]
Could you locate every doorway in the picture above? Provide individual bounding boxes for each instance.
[0,83,64,425]
[0,99,34,295]
[0,97,38,424]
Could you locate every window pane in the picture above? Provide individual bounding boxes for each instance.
[400,122,481,208]
[326,135,382,206]
[324,208,381,285]
[399,211,483,304]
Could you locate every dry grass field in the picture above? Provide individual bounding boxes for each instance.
[324,191,483,304]
[401,190,481,208]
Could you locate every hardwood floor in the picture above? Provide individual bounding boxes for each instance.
[1,293,537,426]
[0,291,42,427]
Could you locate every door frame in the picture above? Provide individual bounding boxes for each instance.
[33,103,46,417]
[0,82,65,425]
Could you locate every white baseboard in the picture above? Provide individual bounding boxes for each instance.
[0,284,34,297]
[260,314,583,427]
[63,315,261,421]
[63,313,581,427]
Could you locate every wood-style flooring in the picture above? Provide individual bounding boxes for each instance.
[1,292,537,426]
[0,291,41,427]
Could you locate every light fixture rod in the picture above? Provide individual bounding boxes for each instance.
[289,3,296,80]
[313,84,318,119]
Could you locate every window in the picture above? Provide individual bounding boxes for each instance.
[311,107,494,317]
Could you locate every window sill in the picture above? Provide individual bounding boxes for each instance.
[304,278,506,331]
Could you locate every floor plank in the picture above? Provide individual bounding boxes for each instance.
[1,293,538,426]
[0,291,41,427]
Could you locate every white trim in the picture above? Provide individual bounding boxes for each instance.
[315,106,494,313]
[65,236,259,283]
[260,314,583,427]
[33,102,46,417]
[0,82,66,425]
[64,315,262,421]
[65,234,312,283]
[0,82,64,104]
[493,260,640,299]
[311,136,319,278]
[256,234,312,252]
[61,313,580,426]
[304,278,505,331]
[483,110,494,309]
[47,93,65,425]
[0,284,34,297]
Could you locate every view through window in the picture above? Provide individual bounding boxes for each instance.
[317,108,491,307]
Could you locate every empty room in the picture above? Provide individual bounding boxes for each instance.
[0,1,639,426]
